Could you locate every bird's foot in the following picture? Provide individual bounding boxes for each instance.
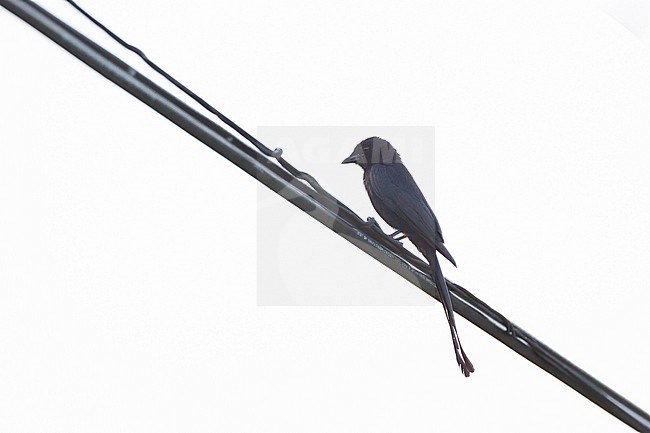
[383,228,405,247]
[387,235,405,247]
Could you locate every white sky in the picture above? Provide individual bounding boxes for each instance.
[1,0,649,432]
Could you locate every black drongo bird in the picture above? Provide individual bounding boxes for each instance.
[342,137,474,376]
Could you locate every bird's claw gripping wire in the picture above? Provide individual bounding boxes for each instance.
[384,230,405,246]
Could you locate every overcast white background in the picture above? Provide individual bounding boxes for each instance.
[1,0,649,432]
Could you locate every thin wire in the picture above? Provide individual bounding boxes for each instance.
[64,0,330,196]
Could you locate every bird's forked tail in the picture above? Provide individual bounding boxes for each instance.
[425,248,474,377]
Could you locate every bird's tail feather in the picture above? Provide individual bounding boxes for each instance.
[425,248,474,377]
[436,243,457,267]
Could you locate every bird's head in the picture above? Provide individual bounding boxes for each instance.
[341,137,402,169]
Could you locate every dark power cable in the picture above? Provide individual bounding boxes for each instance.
[1,1,649,431]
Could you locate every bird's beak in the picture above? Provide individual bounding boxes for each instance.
[341,154,359,164]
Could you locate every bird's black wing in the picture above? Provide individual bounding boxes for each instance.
[367,164,456,265]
